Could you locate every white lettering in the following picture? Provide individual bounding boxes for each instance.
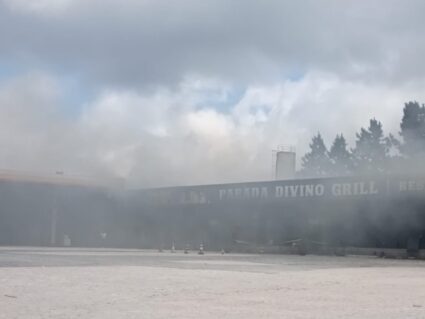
[219,189,226,200]
[315,184,325,196]
[369,181,379,194]
[252,188,260,198]
[299,185,305,197]
[332,184,342,196]
[359,182,368,195]
[260,187,268,199]
[352,182,359,195]
[289,185,298,197]
[243,188,250,198]
[227,189,234,198]
[275,186,284,198]
[342,183,351,196]
[305,184,314,196]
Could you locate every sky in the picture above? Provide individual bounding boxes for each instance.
[1,0,425,188]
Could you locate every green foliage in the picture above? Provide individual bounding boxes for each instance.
[352,119,393,173]
[328,134,352,176]
[399,101,425,158]
[301,133,330,177]
[300,101,425,177]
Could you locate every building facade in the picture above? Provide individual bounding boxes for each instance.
[1,173,424,252]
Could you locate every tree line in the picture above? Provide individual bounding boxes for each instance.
[300,101,425,177]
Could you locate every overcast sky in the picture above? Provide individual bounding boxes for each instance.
[1,0,425,187]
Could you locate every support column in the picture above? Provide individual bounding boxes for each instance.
[50,208,57,246]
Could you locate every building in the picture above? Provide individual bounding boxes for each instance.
[0,171,117,247]
[128,174,425,252]
[1,171,424,253]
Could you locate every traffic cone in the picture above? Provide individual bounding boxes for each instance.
[184,244,189,254]
[171,242,176,253]
[221,248,225,255]
[198,243,204,255]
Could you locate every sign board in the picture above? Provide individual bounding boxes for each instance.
[137,175,425,206]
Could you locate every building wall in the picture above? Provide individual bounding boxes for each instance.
[0,175,425,250]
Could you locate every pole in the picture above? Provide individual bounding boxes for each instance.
[50,207,57,246]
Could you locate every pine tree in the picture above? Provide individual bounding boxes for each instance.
[352,118,392,174]
[399,101,425,158]
[301,133,330,177]
[328,134,352,176]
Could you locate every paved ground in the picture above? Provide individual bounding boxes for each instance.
[1,247,425,318]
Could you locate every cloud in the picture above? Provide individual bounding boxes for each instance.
[1,71,425,188]
[2,1,425,187]
[1,0,425,89]
[2,0,73,15]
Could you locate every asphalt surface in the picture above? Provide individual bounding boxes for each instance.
[2,247,425,319]
[0,246,423,271]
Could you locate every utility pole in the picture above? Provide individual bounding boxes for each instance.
[50,171,63,246]
[50,207,57,246]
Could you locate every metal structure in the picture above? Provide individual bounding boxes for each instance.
[272,145,296,180]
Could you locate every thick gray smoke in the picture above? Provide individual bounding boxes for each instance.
[1,1,425,188]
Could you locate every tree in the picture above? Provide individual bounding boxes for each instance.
[301,133,330,177]
[352,118,393,174]
[399,101,425,158]
[328,134,352,176]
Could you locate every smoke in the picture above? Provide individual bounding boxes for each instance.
[1,71,425,188]
[2,1,425,187]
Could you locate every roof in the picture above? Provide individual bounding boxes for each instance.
[0,169,120,189]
